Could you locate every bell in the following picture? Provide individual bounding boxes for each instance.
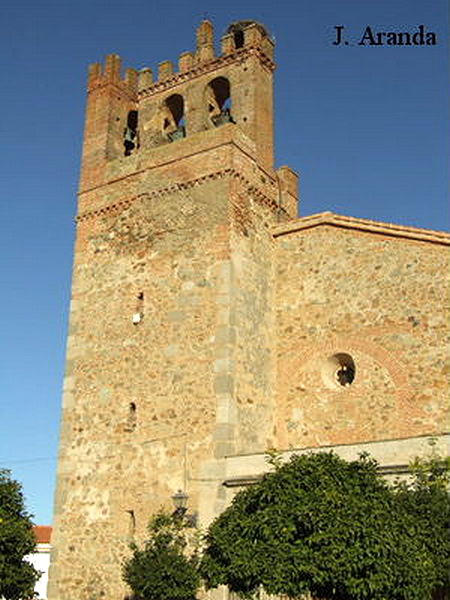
[212,109,235,127]
[167,126,186,142]
[124,126,137,156]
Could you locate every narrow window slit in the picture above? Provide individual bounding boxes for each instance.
[125,402,137,431]
[126,510,136,538]
[133,292,144,324]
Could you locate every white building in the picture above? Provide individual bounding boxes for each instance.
[27,526,52,599]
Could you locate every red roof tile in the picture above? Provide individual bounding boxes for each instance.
[33,525,52,544]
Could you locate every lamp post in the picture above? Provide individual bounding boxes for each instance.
[171,490,197,527]
[171,490,189,518]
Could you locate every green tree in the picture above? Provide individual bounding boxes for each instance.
[0,469,39,600]
[123,511,201,600]
[201,451,444,600]
[394,451,450,600]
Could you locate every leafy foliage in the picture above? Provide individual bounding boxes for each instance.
[393,450,450,600]
[201,451,449,600]
[123,511,201,600]
[0,469,39,600]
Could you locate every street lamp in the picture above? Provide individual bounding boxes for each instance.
[171,490,197,527]
[171,490,189,517]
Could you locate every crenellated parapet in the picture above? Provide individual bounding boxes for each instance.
[136,20,275,97]
[196,19,215,62]
[80,19,280,188]
[87,53,138,97]
[86,20,275,98]
[221,21,274,58]
[86,21,274,97]
[137,47,275,98]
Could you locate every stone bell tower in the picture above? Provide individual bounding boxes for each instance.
[49,20,298,600]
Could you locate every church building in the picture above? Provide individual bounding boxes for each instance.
[48,20,449,600]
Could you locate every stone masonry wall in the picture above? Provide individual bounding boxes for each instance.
[51,178,231,599]
[229,181,277,455]
[50,140,289,600]
[274,221,450,450]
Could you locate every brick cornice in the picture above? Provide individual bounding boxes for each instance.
[272,211,450,246]
[78,129,271,196]
[87,78,137,100]
[75,167,282,222]
[138,47,275,99]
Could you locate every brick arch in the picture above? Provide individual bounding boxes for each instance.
[275,335,416,449]
[282,335,412,391]
[204,76,232,127]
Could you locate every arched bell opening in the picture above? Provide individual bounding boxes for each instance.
[233,29,244,48]
[227,22,246,49]
[124,110,139,156]
[163,94,186,142]
[206,77,235,128]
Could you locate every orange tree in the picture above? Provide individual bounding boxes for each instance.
[123,511,201,600]
[393,453,450,600]
[0,469,39,600]
[201,452,449,600]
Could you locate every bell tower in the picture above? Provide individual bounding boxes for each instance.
[49,20,298,600]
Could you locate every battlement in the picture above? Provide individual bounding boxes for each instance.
[88,54,138,96]
[87,21,275,95]
[81,19,277,184]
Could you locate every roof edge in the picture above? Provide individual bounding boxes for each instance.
[272,212,450,245]
[33,525,52,544]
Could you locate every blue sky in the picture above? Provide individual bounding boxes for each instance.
[0,0,448,525]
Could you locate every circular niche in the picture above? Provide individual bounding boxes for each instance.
[322,353,356,389]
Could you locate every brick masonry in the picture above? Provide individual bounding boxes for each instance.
[48,20,449,600]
